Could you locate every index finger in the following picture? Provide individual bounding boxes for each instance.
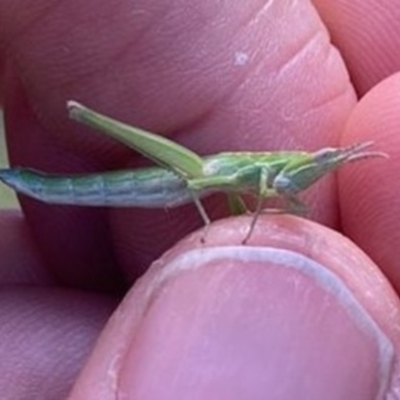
[0,0,355,284]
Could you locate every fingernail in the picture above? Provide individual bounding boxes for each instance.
[119,247,394,399]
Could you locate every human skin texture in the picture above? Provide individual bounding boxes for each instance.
[1,0,400,399]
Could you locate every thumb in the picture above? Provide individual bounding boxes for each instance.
[69,217,400,399]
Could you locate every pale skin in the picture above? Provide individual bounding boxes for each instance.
[1,1,400,399]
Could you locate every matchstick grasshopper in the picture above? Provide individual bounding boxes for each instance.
[0,102,387,243]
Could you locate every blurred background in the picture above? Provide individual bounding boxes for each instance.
[0,110,18,207]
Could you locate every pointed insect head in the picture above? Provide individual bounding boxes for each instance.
[272,142,387,195]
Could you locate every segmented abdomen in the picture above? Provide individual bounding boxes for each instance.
[0,167,194,207]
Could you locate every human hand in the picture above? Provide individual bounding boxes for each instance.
[1,0,400,398]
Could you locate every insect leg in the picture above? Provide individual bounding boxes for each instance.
[188,174,239,224]
[242,168,275,244]
[188,174,243,243]
[189,193,212,244]
[191,193,210,225]
[227,193,248,216]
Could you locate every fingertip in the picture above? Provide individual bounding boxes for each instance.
[69,217,400,399]
[313,0,400,94]
[0,287,116,400]
[0,210,51,284]
[339,72,400,292]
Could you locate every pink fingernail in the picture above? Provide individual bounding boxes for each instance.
[119,247,394,399]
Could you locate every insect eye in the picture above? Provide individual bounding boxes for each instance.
[313,148,336,163]
[273,174,293,192]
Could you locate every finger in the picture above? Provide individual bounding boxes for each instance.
[1,0,356,280]
[313,0,400,94]
[0,209,52,284]
[69,216,400,399]
[0,287,116,399]
[2,84,127,291]
[339,72,400,293]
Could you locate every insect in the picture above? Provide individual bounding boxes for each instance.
[0,101,387,243]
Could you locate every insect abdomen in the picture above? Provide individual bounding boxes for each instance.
[0,167,193,207]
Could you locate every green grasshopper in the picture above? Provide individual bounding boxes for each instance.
[0,101,386,243]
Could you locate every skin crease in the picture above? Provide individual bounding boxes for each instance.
[0,0,400,399]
